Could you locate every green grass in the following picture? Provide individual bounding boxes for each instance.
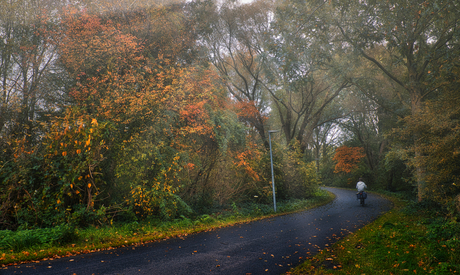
[0,189,334,266]
[285,192,460,275]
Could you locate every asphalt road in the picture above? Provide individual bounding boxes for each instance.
[1,187,392,275]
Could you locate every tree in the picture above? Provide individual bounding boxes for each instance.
[268,0,350,151]
[311,121,340,173]
[333,146,366,174]
[56,7,207,219]
[195,0,350,152]
[56,5,264,218]
[331,0,460,200]
[88,0,200,66]
[0,0,66,142]
[390,58,460,208]
[193,0,272,147]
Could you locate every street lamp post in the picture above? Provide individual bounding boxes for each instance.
[268,130,279,212]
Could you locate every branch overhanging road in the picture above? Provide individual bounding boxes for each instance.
[2,187,393,275]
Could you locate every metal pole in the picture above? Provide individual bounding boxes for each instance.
[268,130,279,212]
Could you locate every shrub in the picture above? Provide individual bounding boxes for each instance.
[0,225,77,252]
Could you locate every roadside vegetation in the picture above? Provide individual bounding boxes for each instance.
[286,192,460,274]
[1,0,459,271]
[0,189,333,266]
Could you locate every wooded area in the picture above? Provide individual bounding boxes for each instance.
[1,0,459,230]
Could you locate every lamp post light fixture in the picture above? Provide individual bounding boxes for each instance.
[268,130,280,212]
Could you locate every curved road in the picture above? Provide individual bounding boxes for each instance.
[1,187,392,275]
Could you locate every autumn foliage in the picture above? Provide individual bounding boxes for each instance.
[12,1,315,229]
[333,146,366,174]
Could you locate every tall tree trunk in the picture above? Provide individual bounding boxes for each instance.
[411,90,425,202]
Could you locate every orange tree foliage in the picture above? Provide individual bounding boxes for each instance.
[58,8,159,126]
[54,8,219,219]
[56,8,258,219]
[57,7,205,132]
[333,146,366,174]
[234,147,262,182]
[234,100,268,128]
[89,1,197,64]
[115,66,223,218]
[0,5,297,227]
[0,7,210,226]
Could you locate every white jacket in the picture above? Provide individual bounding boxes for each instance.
[356,181,367,192]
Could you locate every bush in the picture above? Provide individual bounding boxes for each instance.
[405,200,460,270]
[275,141,320,200]
[67,204,109,227]
[425,219,460,272]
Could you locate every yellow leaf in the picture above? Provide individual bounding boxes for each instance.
[88,183,92,189]
[62,151,67,156]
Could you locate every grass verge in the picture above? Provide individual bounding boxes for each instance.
[1,189,334,266]
[285,192,460,274]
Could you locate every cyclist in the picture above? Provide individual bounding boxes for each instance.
[356,178,367,192]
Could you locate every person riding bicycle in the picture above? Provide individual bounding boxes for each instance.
[356,178,368,205]
[356,178,367,193]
